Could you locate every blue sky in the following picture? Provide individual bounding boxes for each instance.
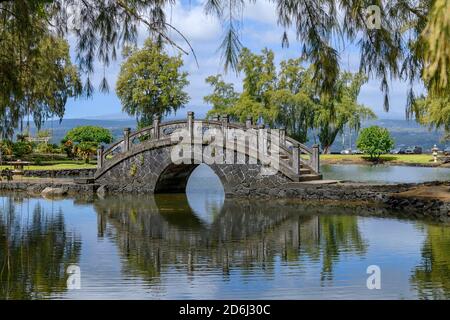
[64,0,421,120]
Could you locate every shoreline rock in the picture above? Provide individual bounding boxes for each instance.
[1,177,449,222]
[23,168,96,178]
[41,187,68,197]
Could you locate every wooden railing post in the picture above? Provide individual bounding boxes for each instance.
[292,144,300,175]
[312,144,320,173]
[97,145,104,169]
[153,118,160,139]
[123,128,131,152]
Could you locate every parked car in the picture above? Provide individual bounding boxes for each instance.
[390,147,406,154]
[413,146,422,154]
[340,149,352,155]
[444,147,450,155]
[405,146,422,154]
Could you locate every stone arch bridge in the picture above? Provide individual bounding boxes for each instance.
[94,112,321,195]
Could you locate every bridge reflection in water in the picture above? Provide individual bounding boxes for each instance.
[93,192,367,284]
[2,190,450,299]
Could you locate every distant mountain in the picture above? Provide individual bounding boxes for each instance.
[83,113,135,120]
[19,118,447,151]
[24,118,137,144]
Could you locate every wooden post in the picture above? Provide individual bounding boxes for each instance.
[97,145,104,169]
[292,144,300,175]
[153,118,160,139]
[312,144,320,173]
[246,116,252,129]
[123,128,131,152]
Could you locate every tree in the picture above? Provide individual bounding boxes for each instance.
[411,224,450,299]
[420,0,450,108]
[0,28,82,139]
[2,1,448,147]
[62,140,75,159]
[116,39,190,128]
[204,75,239,119]
[0,196,81,299]
[235,48,278,124]
[206,0,449,114]
[12,141,33,159]
[409,94,450,139]
[63,126,113,145]
[204,50,375,149]
[1,0,448,120]
[37,130,51,139]
[315,72,376,154]
[0,140,13,157]
[74,142,98,164]
[62,126,113,163]
[205,48,279,124]
[356,126,395,161]
[271,59,318,143]
[1,0,449,144]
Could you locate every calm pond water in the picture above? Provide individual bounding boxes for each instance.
[1,165,450,300]
[322,164,450,183]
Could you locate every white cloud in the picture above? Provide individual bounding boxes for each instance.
[243,1,278,25]
[169,2,221,43]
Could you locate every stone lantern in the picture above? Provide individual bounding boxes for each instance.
[432,144,439,163]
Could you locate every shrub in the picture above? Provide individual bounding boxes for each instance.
[12,141,33,158]
[356,126,395,161]
[62,140,75,159]
[62,126,112,162]
[35,142,53,154]
[63,126,113,145]
[75,141,97,163]
[16,132,30,142]
[0,140,14,156]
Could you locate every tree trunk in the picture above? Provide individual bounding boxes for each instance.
[322,145,332,154]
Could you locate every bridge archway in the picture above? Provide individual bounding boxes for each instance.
[94,112,321,195]
[154,163,226,195]
[154,163,199,193]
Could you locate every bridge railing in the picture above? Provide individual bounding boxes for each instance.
[97,112,320,178]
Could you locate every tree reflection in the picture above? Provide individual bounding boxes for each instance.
[93,195,368,284]
[316,216,367,282]
[0,196,81,299]
[411,224,450,299]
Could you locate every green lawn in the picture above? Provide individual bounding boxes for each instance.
[0,161,96,171]
[321,154,436,164]
[0,153,438,171]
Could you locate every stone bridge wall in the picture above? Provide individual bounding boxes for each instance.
[95,144,291,195]
[94,112,321,194]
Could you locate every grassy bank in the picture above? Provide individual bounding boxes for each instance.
[0,154,443,170]
[0,160,96,171]
[321,154,439,166]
